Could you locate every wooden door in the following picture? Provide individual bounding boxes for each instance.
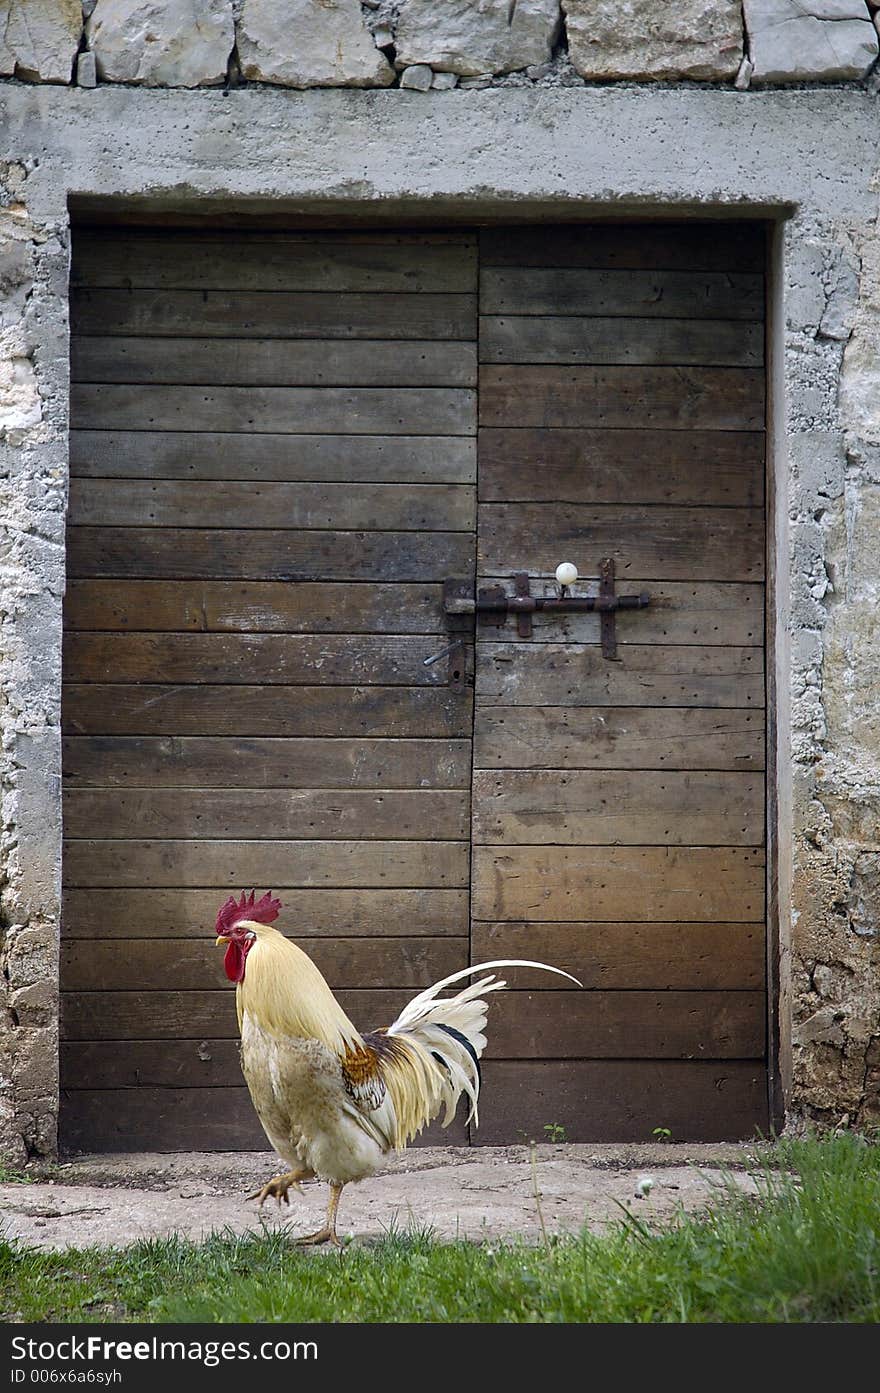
[60,221,768,1152]
[470,226,768,1142]
[61,228,478,1150]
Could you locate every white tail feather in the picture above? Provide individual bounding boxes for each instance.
[389,958,582,1035]
[387,958,582,1131]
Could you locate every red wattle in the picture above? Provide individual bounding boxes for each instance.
[224,938,252,983]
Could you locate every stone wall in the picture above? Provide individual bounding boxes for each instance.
[0,159,67,1164]
[0,25,879,1161]
[789,207,880,1129]
[0,1,878,91]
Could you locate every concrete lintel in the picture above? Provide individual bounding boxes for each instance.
[0,85,876,222]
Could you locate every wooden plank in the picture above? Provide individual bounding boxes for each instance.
[480,316,763,367]
[471,922,765,990]
[70,385,477,436]
[478,504,764,581]
[472,770,764,846]
[60,1086,278,1151]
[61,989,439,1040]
[70,290,477,340]
[65,788,469,841]
[66,528,475,581]
[479,366,765,431]
[69,431,477,483]
[479,581,764,647]
[64,634,470,687]
[61,936,468,992]
[478,428,764,506]
[480,268,763,320]
[62,839,470,889]
[72,237,478,292]
[68,480,474,532]
[473,706,765,771]
[62,1038,244,1089]
[64,579,763,646]
[478,225,766,272]
[61,985,765,1055]
[61,887,470,938]
[62,684,472,739]
[473,846,765,922]
[482,990,766,1059]
[476,643,764,708]
[60,988,764,1068]
[71,337,478,387]
[62,737,472,789]
[474,1061,768,1143]
[59,1086,468,1151]
[64,581,448,635]
[72,224,475,243]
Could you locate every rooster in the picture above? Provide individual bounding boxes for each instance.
[214,889,580,1246]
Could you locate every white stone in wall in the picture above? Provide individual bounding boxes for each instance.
[237,0,395,88]
[0,0,82,83]
[840,226,880,445]
[76,52,98,88]
[399,63,433,91]
[395,0,561,78]
[743,0,879,83]
[86,0,234,87]
[563,0,743,81]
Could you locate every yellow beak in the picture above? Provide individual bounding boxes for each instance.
[215,935,229,946]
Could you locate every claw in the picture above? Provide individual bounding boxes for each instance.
[296,1226,343,1248]
[248,1169,311,1209]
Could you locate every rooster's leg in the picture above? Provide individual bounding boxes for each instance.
[249,1166,315,1209]
[297,1181,344,1248]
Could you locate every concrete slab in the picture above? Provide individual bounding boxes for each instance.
[0,1144,763,1250]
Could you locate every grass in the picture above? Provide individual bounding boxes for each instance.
[1,1134,878,1323]
[0,1164,39,1185]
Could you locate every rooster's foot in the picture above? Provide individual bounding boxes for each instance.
[296,1226,343,1248]
[249,1167,313,1209]
[296,1180,345,1247]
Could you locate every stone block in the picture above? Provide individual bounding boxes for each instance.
[0,352,41,437]
[237,0,395,88]
[840,219,880,442]
[744,0,879,83]
[735,56,755,88]
[0,0,82,83]
[790,430,846,504]
[820,248,860,342]
[793,1006,847,1046]
[0,237,32,301]
[849,854,880,938]
[10,981,55,1028]
[76,51,97,88]
[564,0,743,81]
[400,64,433,91]
[86,0,234,87]
[8,726,62,917]
[395,0,561,77]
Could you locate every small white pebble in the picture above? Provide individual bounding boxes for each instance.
[634,1174,655,1198]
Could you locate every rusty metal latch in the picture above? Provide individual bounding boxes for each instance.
[442,559,651,661]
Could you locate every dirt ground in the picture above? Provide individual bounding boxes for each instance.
[0,1144,763,1250]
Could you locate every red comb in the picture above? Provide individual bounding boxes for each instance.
[215,890,282,936]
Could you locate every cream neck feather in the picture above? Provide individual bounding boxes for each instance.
[234,921,362,1054]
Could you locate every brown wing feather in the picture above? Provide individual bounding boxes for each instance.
[341,1035,389,1113]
